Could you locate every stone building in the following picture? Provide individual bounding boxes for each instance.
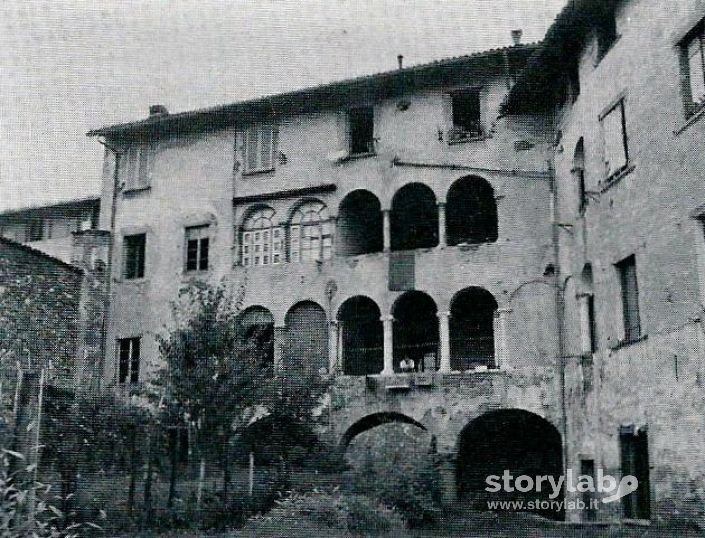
[86,0,705,524]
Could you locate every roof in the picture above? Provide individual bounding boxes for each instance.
[88,44,538,139]
[503,0,619,114]
[0,196,100,218]
[0,236,83,274]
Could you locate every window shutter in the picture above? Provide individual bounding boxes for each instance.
[130,338,140,383]
[272,227,282,264]
[689,36,705,107]
[290,225,300,262]
[245,128,258,171]
[602,102,627,177]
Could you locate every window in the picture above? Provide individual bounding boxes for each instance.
[450,89,482,141]
[683,24,705,115]
[241,207,281,266]
[118,337,140,383]
[243,124,277,173]
[600,99,629,179]
[289,201,332,262]
[349,107,374,155]
[26,218,43,242]
[123,233,146,279]
[596,5,618,61]
[185,225,210,272]
[616,255,641,343]
[123,144,154,190]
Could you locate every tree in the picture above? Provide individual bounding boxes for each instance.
[157,278,330,512]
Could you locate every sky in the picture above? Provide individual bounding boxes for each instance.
[0,0,566,211]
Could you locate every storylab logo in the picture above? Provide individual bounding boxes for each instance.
[485,469,638,504]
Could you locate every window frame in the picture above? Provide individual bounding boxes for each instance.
[242,124,277,174]
[615,254,642,344]
[240,207,281,267]
[449,88,483,142]
[123,233,146,280]
[348,107,375,156]
[123,143,154,191]
[289,201,332,263]
[680,21,705,117]
[599,97,630,182]
[184,224,210,273]
[117,336,141,384]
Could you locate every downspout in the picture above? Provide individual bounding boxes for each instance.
[97,138,122,392]
[548,153,570,492]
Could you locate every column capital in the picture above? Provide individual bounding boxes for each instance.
[436,311,451,319]
[437,201,446,208]
[380,314,395,323]
[495,307,512,315]
[381,207,391,214]
[576,292,593,300]
[330,319,340,327]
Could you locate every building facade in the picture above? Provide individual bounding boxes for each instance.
[87,0,705,524]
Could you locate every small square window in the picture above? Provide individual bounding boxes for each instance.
[123,233,146,279]
[185,225,210,272]
[349,107,374,155]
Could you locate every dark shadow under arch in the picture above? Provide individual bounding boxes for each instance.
[340,411,426,450]
[446,176,497,246]
[337,190,383,256]
[337,295,383,376]
[391,183,438,251]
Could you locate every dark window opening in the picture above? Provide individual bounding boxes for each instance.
[392,291,438,372]
[580,459,597,521]
[451,89,482,140]
[616,255,641,343]
[349,107,374,155]
[118,337,141,384]
[682,24,705,115]
[27,218,43,242]
[185,225,210,272]
[446,176,498,246]
[338,296,383,376]
[574,139,587,214]
[620,426,650,520]
[237,307,275,373]
[284,301,328,376]
[568,57,581,101]
[450,287,497,371]
[391,183,438,251]
[123,233,146,279]
[337,190,383,256]
[587,294,597,353]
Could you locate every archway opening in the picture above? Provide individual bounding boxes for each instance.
[237,306,274,373]
[457,409,564,520]
[391,183,438,251]
[446,176,497,246]
[392,291,438,372]
[338,296,383,376]
[337,190,383,256]
[450,287,498,371]
[284,301,328,375]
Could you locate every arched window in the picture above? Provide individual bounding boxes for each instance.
[446,176,497,246]
[337,190,383,256]
[241,206,282,266]
[289,200,332,262]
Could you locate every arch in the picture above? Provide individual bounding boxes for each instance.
[457,409,564,520]
[573,138,586,214]
[288,199,332,262]
[337,296,383,375]
[337,190,383,256]
[284,300,328,375]
[340,411,426,449]
[391,183,438,251]
[240,205,281,266]
[236,306,274,372]
[392,291,438,371]
[446,176,497,246]
[449,287,498,371]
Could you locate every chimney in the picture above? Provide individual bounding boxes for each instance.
[149,104,169,117]
[511,29,523,46]
[397,54,404,70]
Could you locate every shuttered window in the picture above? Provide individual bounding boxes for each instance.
[686,29,705,112]
[243,125,277,173]
[601,99,628,179]
[123,144,154,190]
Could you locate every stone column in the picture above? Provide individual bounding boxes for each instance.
[436,452,457,505]
[494,308,512,368]
[381,315,395,375]
[382,209,391,252]
[328,320,339,375]
[437,311,451,373]
[273,325,287,374]
[578,293,593,355]
[437,202,447,248]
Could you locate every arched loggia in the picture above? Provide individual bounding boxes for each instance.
[391,183,438,251]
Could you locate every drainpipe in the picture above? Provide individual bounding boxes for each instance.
[97,138,123,392]
[548,155,570,498]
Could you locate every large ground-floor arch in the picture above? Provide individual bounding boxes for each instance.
[457,409,564,520]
